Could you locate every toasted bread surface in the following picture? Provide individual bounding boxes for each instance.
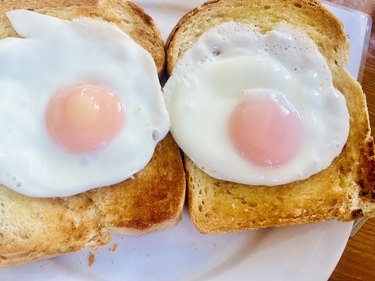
[166,0,375,233]
[0,0,185,266]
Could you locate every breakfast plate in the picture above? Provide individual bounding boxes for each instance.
[0,1,371,281]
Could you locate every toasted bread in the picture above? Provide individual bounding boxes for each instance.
[166,0,375,233]
[0,0,185,266]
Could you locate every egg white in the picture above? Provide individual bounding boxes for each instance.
[0,10,170,197]
[164,21,349,185]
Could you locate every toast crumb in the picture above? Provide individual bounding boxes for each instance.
[109,243,118,253]
[88,252,95,268]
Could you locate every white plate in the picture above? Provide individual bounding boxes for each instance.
[1,1,371,281]
[0,209,353,281]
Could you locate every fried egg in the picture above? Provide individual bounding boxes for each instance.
[0,10,170,197]
[164,22,349,185]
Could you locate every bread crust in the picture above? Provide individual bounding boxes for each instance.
[166,0,348,75]
[166,0,375,233]
[0,0,185,266]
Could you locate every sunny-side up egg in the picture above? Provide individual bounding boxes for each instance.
[164,22,349,185]
[0,10,170,197]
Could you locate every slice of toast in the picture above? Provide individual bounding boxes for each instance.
[166,0,375,233]
[0,0,185,266]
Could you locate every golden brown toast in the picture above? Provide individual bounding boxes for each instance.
[166,0,375,233]
[0,0,185,266]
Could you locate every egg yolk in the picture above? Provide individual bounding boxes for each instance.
[229,92,302,168]
[46,84,125,153]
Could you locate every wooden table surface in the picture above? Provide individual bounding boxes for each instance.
[326,1,375,280]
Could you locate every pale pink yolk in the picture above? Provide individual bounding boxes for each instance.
[46,84,125,153]
[229,93,302,168]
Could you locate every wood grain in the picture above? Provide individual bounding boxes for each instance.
[327,0,375,280]
[330,219,375,281]
[329,58,375,281]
